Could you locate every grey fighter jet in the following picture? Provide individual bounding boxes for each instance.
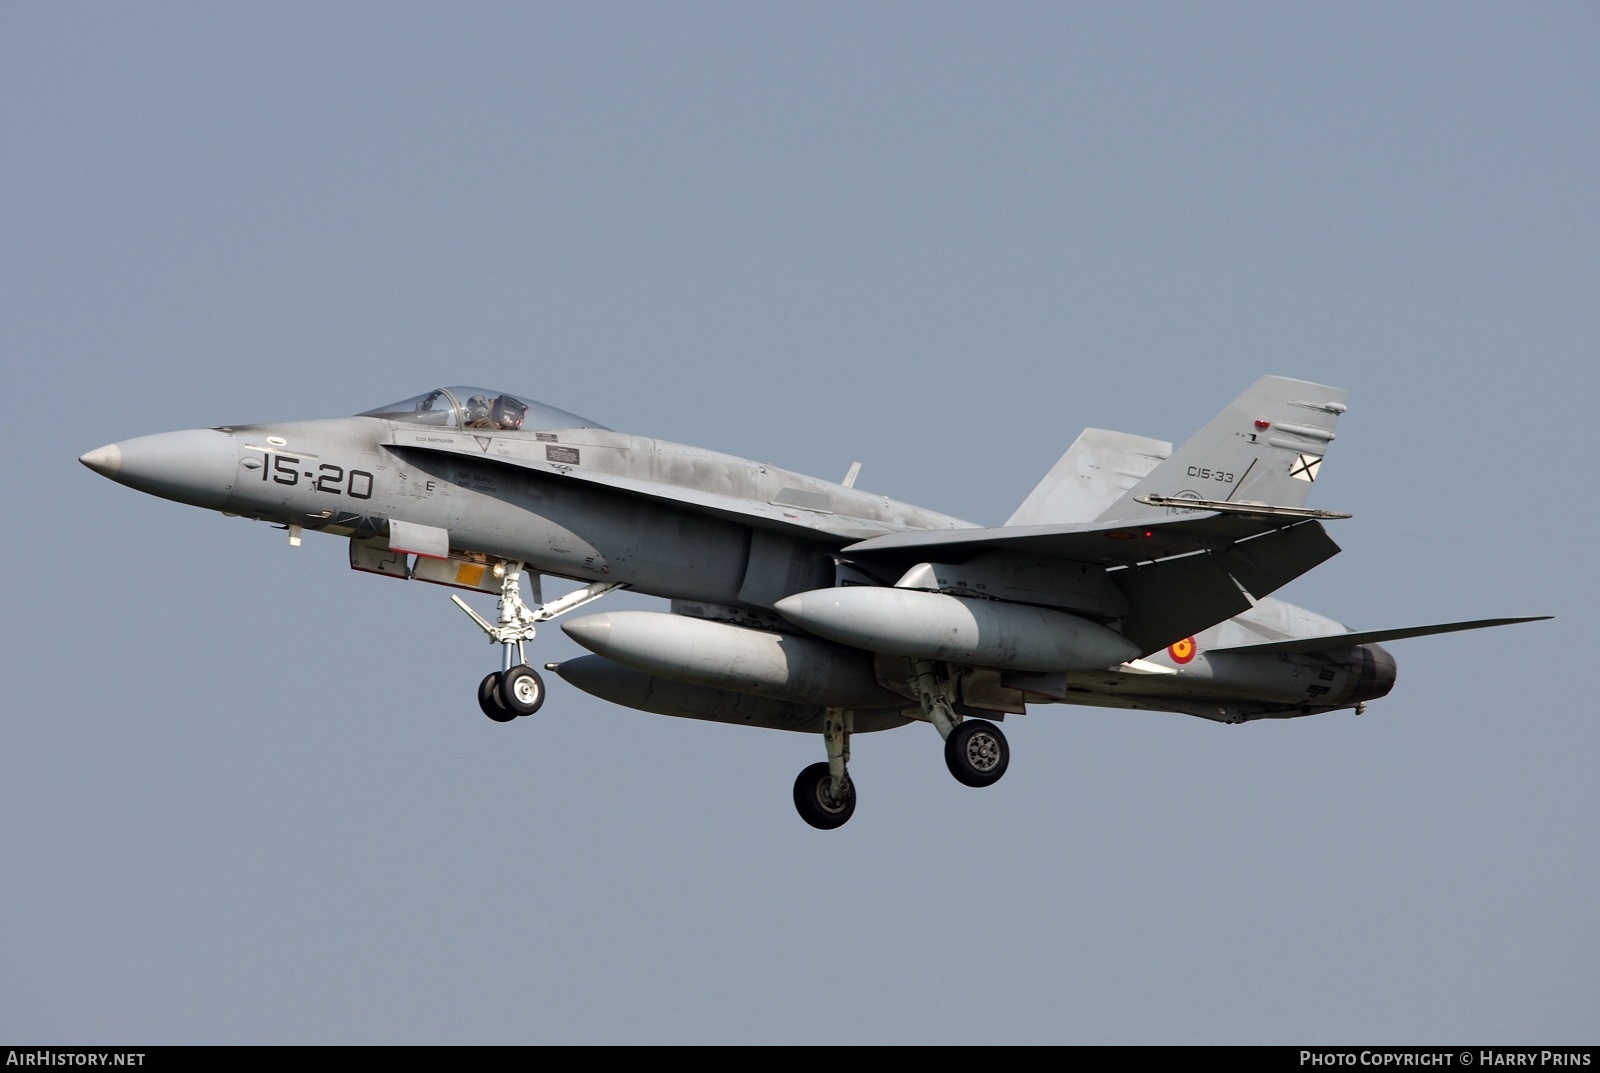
[80,378,1546,828]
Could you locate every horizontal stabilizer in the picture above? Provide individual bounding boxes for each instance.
[1211,616,1552,655]
[1218,521,1341,599]
[1112,551,1252,655]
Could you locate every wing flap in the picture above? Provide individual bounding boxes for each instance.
[841,512,1294,567]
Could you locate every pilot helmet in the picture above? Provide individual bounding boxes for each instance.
[493,395,528,430]
[464,394,492,424]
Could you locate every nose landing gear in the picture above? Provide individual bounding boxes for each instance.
[477,671,517,722]
[453,564,621,722]
[476,664,546,721]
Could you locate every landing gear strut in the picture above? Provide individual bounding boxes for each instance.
[910,658,1011,788]
[452,563,621,722]
[794,708,856,829]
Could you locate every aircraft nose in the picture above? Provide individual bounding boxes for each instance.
[79,443,122,479]
[79,428,240,510]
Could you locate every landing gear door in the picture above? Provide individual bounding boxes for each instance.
[351,535,407,578]
[348,534,526,598]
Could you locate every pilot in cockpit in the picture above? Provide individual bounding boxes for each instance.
[465,394,529,431]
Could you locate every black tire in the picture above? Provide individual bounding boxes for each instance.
[945,719,1009,787]
[792,761,856,830]
[478,672,517,723]
[500,665,545,716]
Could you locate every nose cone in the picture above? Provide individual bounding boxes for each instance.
[79,428,240,510]
[79,443,122,479]
[773,591,829,630]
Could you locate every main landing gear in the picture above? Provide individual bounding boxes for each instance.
[794,709,856,829]
[944,719,1009,787]
[452,563,621,723]
[911,658,1010,787]
[791,663,1012,829]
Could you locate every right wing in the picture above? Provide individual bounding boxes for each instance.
[1209,616,1553,655]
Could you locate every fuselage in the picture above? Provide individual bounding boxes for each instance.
[93,414,968,604]
[81,388,1397,727]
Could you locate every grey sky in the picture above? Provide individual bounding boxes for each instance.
[3,3,1595,1043]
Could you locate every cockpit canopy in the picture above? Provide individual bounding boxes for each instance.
[359,387,607,432]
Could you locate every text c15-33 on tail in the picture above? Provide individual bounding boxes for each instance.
[80,379,1549,829]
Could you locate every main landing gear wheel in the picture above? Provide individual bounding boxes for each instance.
[945,719,1010,787]
[500,664,545,716]
[793,761,856,830]
[478,672,517,723]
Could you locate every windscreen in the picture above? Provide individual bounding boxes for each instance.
[359,387,607,431]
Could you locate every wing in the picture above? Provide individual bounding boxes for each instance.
[1208,616,1553,655]
[842,511,1336,567]
[843,515,1344,655]
[382,425,954,542]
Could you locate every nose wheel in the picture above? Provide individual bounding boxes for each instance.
[477,667,545,721]
[499,664,545,715]
[452,565,621,724]
[477,671,516,722]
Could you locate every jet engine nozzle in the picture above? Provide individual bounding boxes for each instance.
[1350,643,1397,703]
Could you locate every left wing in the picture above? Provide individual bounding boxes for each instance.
[384,426,933,542]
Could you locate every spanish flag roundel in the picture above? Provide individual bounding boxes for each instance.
[1167,637,1197,664]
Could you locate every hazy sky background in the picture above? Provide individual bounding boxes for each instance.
[4,3,1595,1044]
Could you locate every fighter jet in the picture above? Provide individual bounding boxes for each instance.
[79,378,1546,828]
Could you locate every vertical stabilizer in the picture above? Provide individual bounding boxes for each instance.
[1096,376,1347,523]
[1007,429,1171,526]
